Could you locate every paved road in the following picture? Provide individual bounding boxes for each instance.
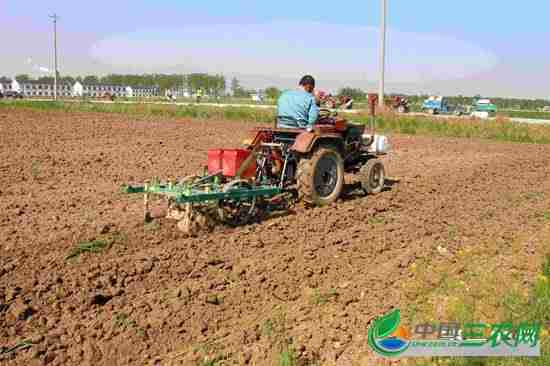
[507,117,550,125]
[12,99,550,125]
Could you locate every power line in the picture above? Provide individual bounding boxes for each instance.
[49,13,59,100]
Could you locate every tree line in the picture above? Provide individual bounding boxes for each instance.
[4,74,549,109]
[8,73,231,96]
[316,88,550,110]
[403,95,550,111]
[327,89,550,110]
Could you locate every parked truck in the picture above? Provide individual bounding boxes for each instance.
[422,96,450,115]
[422,96,467,116]
[472,97,497,113]
[467,97,497,119]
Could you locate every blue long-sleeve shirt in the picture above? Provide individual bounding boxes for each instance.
[276,90,319,129]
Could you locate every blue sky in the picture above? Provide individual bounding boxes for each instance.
[2,1,549,97]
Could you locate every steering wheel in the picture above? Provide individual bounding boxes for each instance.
[319,108,337,118]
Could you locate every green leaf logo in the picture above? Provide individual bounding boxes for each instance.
[375,309,401,338]
[368,309,410,358]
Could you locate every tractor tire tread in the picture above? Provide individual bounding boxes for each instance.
[297,147,344,205]
[360,158,385,195]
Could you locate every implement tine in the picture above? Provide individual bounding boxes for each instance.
[144,193,152,223]
[187,170,222,188]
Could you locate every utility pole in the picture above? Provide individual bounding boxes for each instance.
[378,0,387,107]
[49,14,59,100]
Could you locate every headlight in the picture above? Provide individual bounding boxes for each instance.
[363,134,390,154]
[375,135,391,154]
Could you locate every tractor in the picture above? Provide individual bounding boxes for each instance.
[387,95,410,113]
[123,94,390,234]
[318,93,353,110]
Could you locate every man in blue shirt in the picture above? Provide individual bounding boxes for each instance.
[277,75,320,129]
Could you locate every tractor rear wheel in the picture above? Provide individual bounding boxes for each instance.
[360,158,385,195]
[297,147,344,205]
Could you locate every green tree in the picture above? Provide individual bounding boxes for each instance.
[338,87,366,100]
[61,76,75,85]
[230,77,250,97]
[187,73,207,93]
[83,75,99,84]
[265,86,281,100]
[91,73,226,96]
[230,77,243,96]
[230,77,240,95]
[37,76,55,83]
[215,75,226,97]
[15,74,31,82]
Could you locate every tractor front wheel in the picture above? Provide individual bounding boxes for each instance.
[360,158,385,195]
[297,147,344,206]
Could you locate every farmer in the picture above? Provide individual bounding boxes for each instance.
[276,75,319,129]
[196,89,203,103]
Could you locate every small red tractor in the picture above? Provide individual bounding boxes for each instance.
[124,94,390,233]
[387,95,410,113]
[317,92,353,110]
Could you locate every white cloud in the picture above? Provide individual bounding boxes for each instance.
[90,21,498,84]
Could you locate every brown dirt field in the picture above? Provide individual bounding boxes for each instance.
[1,109,550,366]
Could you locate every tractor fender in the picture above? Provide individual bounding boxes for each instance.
[291,132,344,154]
[291,131,317,153]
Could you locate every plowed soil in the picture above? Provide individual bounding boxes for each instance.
[1,109,550,366]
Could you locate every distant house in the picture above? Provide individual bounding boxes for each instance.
[19,80,72,97]
[0,77,11,92]
[129,86,160,98]
[11,79,20,93]
[72,82,127,98]
[72,81,84,97]
[165,87,191,98]
[1,78,159,99]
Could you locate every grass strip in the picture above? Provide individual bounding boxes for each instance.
[66,239,109,260]
[3,100,550,144]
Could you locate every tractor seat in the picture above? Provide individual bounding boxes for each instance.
[315,117,348,131]
[272,130,301,145]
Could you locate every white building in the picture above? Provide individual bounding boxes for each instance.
[19,80,72,97]
[0,77,10,92]
[165,87,191,98]
[72,82,127,98]
[72,81,84,97]
[129,86,160,98]
[1,78,159,99]
[11,79,20,93]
